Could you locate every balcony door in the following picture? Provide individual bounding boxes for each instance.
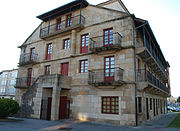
[27,68,32,86]
[56,18,61,31]
[104,28,113,46]
[66,14,72,27]
[30,48,35,61]
[61,62,69,76]
[104,56,115,82]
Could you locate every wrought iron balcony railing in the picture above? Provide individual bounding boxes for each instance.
[15,77,36,88]
[90,32,122,53]
[40,15,85,38]
[88,67,124,86]
[137,40,166,76]
[137,69,168,93]
[19,53,38,66]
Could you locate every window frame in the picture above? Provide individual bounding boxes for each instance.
[45,65,51,75]
[79,59,88,73]
[46,43,52,60]
[66,14,72,27]
[101,96,119,114]
[30,47,35,61]
[56,17,61,31]
[103,28,113,46]
[63,38,70,49]
[80,34,89,53]
[138,97,142,113]
[104,56,115,82]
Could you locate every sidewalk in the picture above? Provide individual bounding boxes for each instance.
[140,112,178,128]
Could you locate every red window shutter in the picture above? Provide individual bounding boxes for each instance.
[104,56,115,82]
[46,43,52,60]
[61,63,69,76]
[56,18,61,31]
[80,34,89,53]
[27,68,32,86]
[103,28,113,46]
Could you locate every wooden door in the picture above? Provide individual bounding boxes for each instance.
[30,48,35,61]
[59,96,67,119]
[104,56,115,82]
[47,97,52,120]
[61,63,69,76]
[146,98,149,120]
[80,34,89,53]
[27,68,32,86]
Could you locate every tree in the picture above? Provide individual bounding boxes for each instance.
[177,96,180,103]
[0,98,20,118]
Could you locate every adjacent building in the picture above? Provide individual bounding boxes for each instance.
[15,0,170,126]
[0,69,18,99]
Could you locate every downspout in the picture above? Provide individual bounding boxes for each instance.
[132,19,138,126]
[133,18,148,126]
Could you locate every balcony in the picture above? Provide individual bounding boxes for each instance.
[90,32,122,53]
[38,74,71,89]
[40,15,85,39]
[19,53,38,66]
[88,67,124,87]
[15,77,36,89]
[136,42,167,80]
[137,69,168,94]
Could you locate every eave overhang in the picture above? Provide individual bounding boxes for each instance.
[37,0,89,22]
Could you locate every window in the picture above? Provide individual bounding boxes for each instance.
[45,65,51,75]
[80,60,88,73]
[66,14,72,27]
[102,96,119,114]
[27,68,32,86]
[138,97,142,113]
[30,47,35,61]
[150,98,152,110]
[61,63,69,76]
[104,28,113,46]
[46,43,52,60]
[80,34,89,53]
[56,18,61,30]
[104,56,115,81]
[63,39,70,49]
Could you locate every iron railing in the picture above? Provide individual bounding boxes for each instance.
[15,77,36,88]
[137,39,166,75]
[19,53,38,66]
[137,69,168,93]
[88,67,124,86]
[40,15,85,38]
[90,32,122,52]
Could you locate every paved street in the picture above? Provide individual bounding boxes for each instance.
[0,113,179,131]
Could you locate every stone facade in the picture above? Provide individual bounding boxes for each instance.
[15,0,170,126]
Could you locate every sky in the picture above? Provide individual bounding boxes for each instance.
[0,0,180,97]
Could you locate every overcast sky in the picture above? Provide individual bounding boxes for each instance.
[0,0,179,97]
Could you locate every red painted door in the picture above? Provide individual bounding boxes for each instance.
[61,63,69,76]
[59,96,67,119]
[47,97,52,120]
[30,48,35,61]
[104,56,115,82]
[27,68,32,86]
[104,28,113,46]
[80,34,89,53]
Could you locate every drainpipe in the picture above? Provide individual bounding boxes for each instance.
[132,20,138,126]
[133,19,148,126]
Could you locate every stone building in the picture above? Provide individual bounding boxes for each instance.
[0,69,18,99]
[15,0,170,126]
